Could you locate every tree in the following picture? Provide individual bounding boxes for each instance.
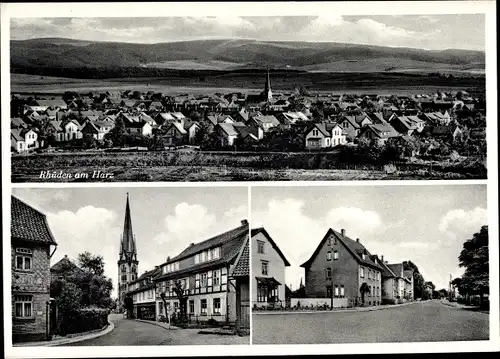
[78,252,105,276]
[172,279,188,323]
[194,121,211,147]
[451,277,466,296]
[458,225,489,307]
[105,117,126,147]
[403,261,426,299]
[55,281,82,313]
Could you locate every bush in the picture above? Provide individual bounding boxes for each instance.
[57,307,109,336]
[206,318,218,327]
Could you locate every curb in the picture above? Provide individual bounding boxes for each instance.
[440,301,489,314]
[16,321,115,347]
[135,319,180,330]
[253,301,420,315]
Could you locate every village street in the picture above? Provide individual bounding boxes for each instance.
[252,300,489,344]
[64,314,249,346]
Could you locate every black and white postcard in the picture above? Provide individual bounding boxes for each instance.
[1,1,498,358]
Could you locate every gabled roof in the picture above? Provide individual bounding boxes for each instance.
[252,115,279,126]
[11,117,28,129]
[34,99,67,108]
[11,129,24,142]
[306,123,330,137]
[379,260,396,278]
[218,123,239,137]
[11,196,57,245]
[341,115,361,129]
[51,255,84,275]
[387,263,404,277]
[230,235,250,277]
[403,269,414,279]
[251,228,290,266]
[155,223,249,281]
[300,228,383,270]
[361,123,399,139]
[168,121,187,134]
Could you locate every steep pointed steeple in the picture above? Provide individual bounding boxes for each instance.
[120,193,137,261]
[264,68,273,102]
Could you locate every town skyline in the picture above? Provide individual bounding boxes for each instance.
[11,14,485,51]
[251,184,487,291]
[11,187,248,298]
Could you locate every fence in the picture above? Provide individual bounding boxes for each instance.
[290,298,349,308]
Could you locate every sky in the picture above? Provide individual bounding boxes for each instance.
[10,14,485,51]
[251,184,488,291]
[12,187,248,298]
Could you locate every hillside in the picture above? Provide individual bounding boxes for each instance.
[11,38,485,74]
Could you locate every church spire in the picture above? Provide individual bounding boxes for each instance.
[120,193,137,261]
[264,68,273,102]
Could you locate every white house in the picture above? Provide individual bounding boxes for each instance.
[251,228,290,308]
[11,129,39,153]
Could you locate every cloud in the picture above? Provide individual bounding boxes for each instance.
[224,204,248,221]
[252,199,386,289]
[46,206,121,296]
[399,241,431,249]
[438,207,488,244]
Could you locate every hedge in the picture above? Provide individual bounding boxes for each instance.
[57,307,109,336]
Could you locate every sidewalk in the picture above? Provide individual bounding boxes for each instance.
[440,299,489,313]
[135,319,180,330]
[253,300,419,315]
[14,322,115,347]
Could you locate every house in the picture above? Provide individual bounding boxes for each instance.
[125,121,153,136]
[26,99,68,112]
[153,220,249,325]
[234,125,261,145]
[247,115,280,133]
[11,196,58,342]
[430,125,463,142]
[329,123,347,147]
[50,255,84,281]
[300,228,383,307]
[304,123,331,149]
[420,111,452,126]
[162,122,188,146]
[81,120,114,140]
[61,119,83,141]
[215,123,239,146]
[379,258,413,304]
[229,234,250,334]
[251,228,290,309]
[390,116,426,136]
[278,111,309,126]
[126,268,161,320]
[338,116,361,140]
[11,129,39,153]
[11,117,28,130]
[358,123,400,145]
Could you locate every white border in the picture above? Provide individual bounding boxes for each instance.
[2,1,498,358]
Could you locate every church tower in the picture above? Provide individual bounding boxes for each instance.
[117,193,138,306]
[263,68,273,102]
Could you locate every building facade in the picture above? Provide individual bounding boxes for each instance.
[251,228,290,308]
[11,196,58,342]
[153,220,249,325]
[127,268,160,320]
[301,228,383,307]
[117,193,139,309]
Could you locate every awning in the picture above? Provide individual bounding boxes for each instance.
[256,276,282,287]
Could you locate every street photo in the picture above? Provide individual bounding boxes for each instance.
[251,184,489,344]
[10,187,250,346]
[8,12,487,182]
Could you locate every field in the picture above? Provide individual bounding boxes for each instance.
[11,72,485,96]
[11,151,486,182]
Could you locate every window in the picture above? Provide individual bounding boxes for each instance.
[14,295,33,318]
[213,298,221,314]
[334,285,339,297]
[257,284,269,302]
[189,300,194,314]
[159,302,164,315]
[174,302,179,310]
[200,273,208,287]
[15,248,32,271]
[333,250,339,260]
[201,251,207,262]
[212,247,221,259]
[326,267,332,279]
[121,274,127,282]
[261,261,268,275]
[213,270,221,286]
[340,285,345,297]
[200,299,207,315]
[326,251,332,261]
[194,254,200,264]
[360,267,365,278]
[257,241,265,254]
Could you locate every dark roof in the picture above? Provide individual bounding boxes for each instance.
[11,196,57,245]
[362,123,399,139]
[51,255,83,274]
[403,269,414,278]
[301,228,383,270]
[230,235,249,277]
[251,228,291,266]
[379,261,396,278]
[387,263,404,277]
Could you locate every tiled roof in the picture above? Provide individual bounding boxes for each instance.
[230,236,249,277]
[51,255,83,274]
[11,196,57,245]
[218,123,239,137]
[364,123,399,139]
[301,228,383,270]
[387,263,404,277]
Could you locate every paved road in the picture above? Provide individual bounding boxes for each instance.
[252,300,489,344]
[65,314,248,346]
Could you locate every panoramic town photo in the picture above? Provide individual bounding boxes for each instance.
[250,184,489,344]
[10,14,486,182]
[10,187,250,346]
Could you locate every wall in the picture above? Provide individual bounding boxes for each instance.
[304,232,358,301]
[11,243,51,342]
[252,231,286,308]
[290,297,349,308]
[358,263,382,305]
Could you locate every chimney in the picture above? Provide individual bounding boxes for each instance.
[64,255,68,258]
[189,243,194,247]
[341,229,346,237]
[356,238,360,243]
[381,255,384,262]
[241,219,248,226]
[166,256,171,262]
